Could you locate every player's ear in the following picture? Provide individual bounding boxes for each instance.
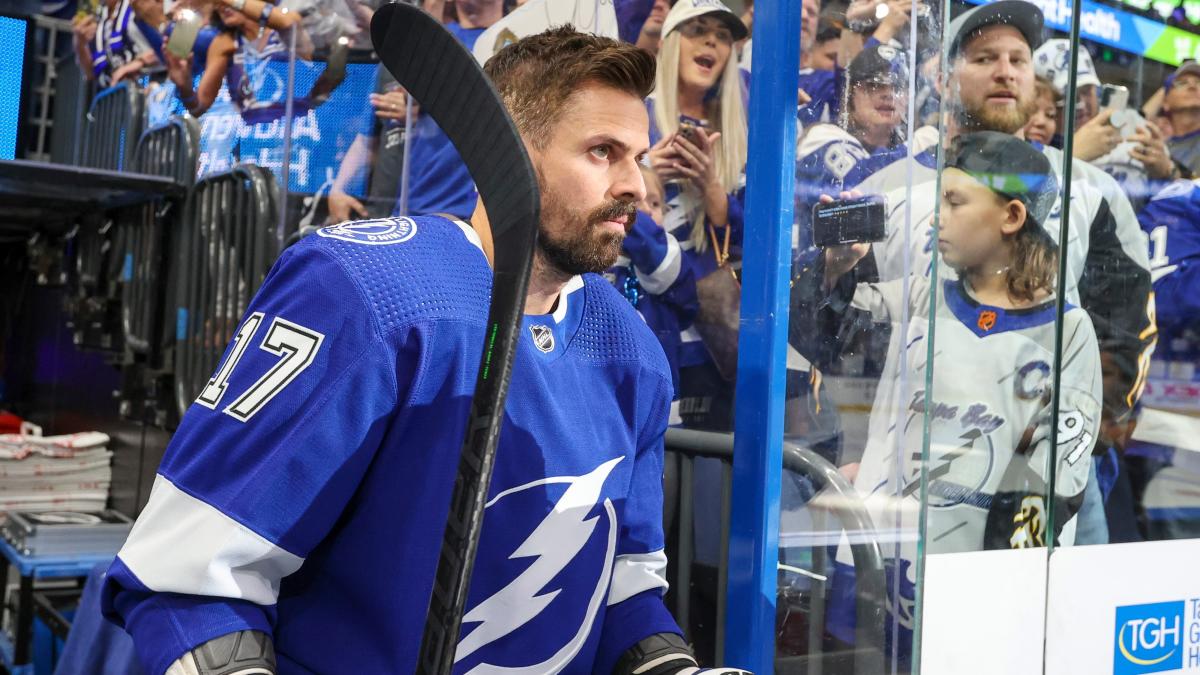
[1000,199,1026,236]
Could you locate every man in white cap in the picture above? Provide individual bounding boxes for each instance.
[1033,38,1177,208]
[1033,38,1107,155]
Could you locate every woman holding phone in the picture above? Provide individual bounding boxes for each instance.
[635,0,748,431]
[163,0,309,119]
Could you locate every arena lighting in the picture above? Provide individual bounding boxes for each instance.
[967,0,1200,65]
[1121,0,1200,24]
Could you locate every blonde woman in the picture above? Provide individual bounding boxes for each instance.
[648,0,747,252]
[642,0,749,430]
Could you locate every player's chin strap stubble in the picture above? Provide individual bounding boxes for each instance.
[165,630,276,675]
[614,632,753,675]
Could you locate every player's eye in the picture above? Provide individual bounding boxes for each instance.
[591,145,611,160]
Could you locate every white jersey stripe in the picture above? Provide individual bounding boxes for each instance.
[117,474,304,605]
[606,550,668,606]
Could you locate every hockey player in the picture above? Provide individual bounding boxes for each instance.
[793,132,1102,661]
[794,43,911,251]
[103,28,745,675]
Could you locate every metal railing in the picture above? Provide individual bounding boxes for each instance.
[80,82,144,171]
[663,428,886,673]
[119,116,200,359]
[173,164,280,419]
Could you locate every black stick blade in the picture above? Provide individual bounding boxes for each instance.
[372,5,540,675]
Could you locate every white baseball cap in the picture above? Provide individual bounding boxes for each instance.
[1034,39,1102,95]
[661,0,749,42]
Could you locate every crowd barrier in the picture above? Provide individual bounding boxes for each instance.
[80,82,144,172]
[121,116,200,359]
[64,88,283,430]
[663,428,887,673]
[172,164,281,420]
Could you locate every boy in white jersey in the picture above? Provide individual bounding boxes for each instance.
[792,132,1101,659]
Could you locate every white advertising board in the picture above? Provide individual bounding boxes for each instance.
[1046,538,1200,675]
[921,547,1048,675]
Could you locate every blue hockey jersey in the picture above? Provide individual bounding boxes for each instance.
[1139,178,1200,340]
[102,216,680,674]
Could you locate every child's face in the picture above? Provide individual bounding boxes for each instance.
[1023,88,1058,145]
[937,168,1023,270]
[850,82,905,134]
[638,172,665,225]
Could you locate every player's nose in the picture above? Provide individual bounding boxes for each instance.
[612,158,647,204]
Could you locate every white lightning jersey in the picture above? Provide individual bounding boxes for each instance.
[840,276,1100,565]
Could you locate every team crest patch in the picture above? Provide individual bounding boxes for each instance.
[317,218,417,245]
[977,310,997,332]
[530,325,554,353]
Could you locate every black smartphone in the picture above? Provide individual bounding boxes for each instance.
[811,195,887,248]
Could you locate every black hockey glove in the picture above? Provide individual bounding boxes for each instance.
[613,632,753,675]
[164,630,276,675]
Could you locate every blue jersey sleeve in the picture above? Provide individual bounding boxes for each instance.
[614,0,654,44]
[102,242,408,675]
[1140,180,1200,330]
[623,210,687,295]
[797,69,841,128]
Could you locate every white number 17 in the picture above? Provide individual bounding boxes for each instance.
[196,312,326,422]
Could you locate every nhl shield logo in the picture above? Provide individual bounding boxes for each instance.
[529,325,554,353]
[977,310,997,332]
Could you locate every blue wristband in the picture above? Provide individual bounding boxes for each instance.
[259,4,273,25]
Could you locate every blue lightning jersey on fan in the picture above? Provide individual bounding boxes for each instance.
[1139,178,1200,341]
[102,216,680,675]
[797,68,840,129]
[794,124,909,251]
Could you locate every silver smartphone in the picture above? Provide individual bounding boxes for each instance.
[166,9,203,59]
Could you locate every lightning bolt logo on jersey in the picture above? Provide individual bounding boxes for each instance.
[456,458,621,673]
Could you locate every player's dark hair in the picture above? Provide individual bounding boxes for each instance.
[1004,199,1058,303]
[484,26,656,148]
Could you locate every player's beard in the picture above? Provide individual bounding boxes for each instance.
[537,188,636,277]
[957,90,1037,134]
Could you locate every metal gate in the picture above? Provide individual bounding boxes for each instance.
[173,165,280,419]
[80,82,144,171]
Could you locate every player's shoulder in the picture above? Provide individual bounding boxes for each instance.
[576,274,673,385]
[288,215,491,333]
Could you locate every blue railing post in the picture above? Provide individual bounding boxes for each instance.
[725,0,802,670]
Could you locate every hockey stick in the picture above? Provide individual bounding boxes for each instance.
[371,5,540,673]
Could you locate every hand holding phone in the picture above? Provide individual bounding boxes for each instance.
[812,194,887,248]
